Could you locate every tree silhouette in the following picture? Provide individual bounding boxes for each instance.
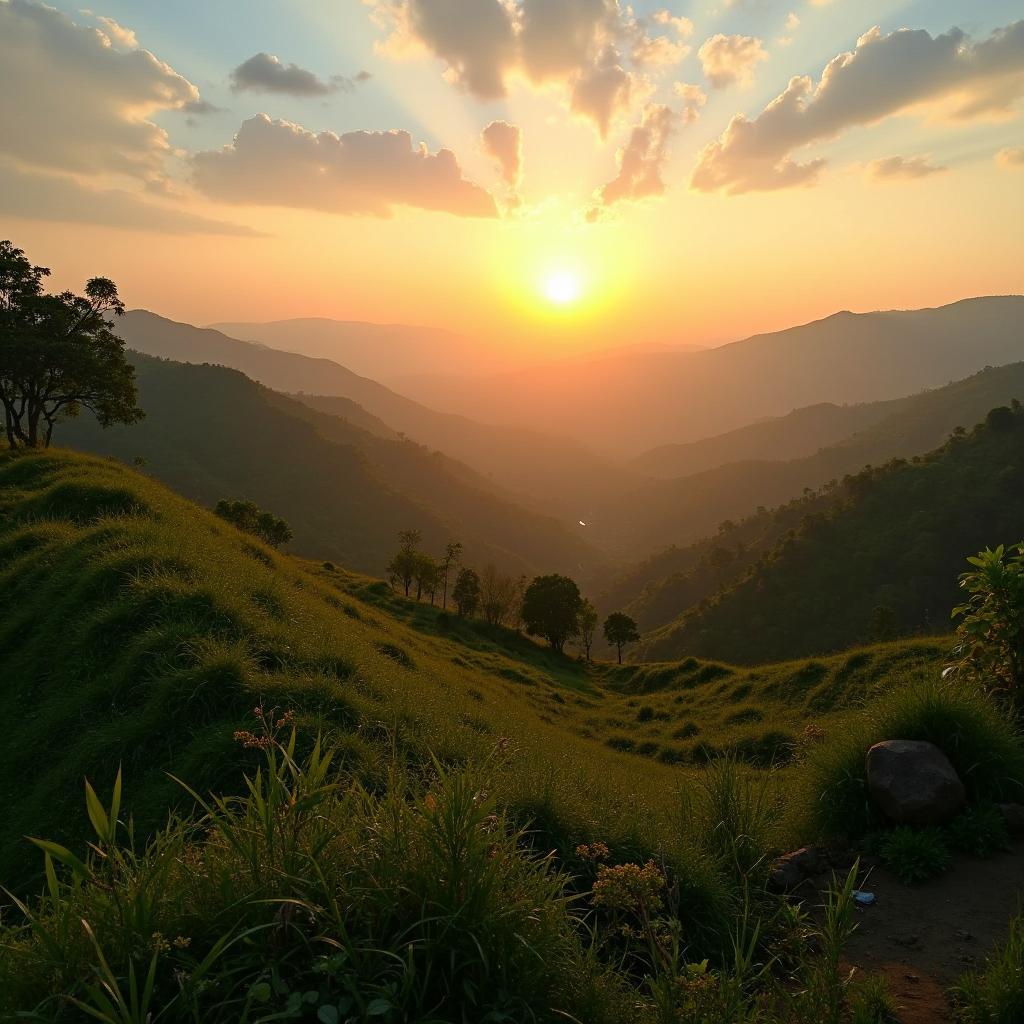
[387,529,422,597]
[521,574,583,653]
[440,541,463,609]
[0,240,142,448]
[603,612,640,664]
[578,598,598,661]
[452,567,481,617]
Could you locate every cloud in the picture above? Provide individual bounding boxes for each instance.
[364,0,685,133]
[691,20,1024,194]
[0,160,259,235]
[95,15,137,48]
[673,82,707,123]
[481,120,522,186]
[569,46,635,138]
[229,52,363,97]
[192,114,497,218]
[996,145,1024,168]
[698,34,768,89]
[0,0,203,184]
[866,155,947,181]
[590,103,674,214]
[785,12,800,31]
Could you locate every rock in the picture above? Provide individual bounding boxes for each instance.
[998,802,1024,837]
[768,846,823,891]
[865,740,966,825]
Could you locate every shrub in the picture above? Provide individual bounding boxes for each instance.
[796,677,1024,840]
[953,911,1024,1023]
[875,826,951,885]
[946,803,1011,858]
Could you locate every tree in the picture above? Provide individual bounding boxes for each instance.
[578,598,598,662]
[214,499,292,548]
[480,563,517,626]
[412,552,439,602]
[387,529,422,597]
[603,612,640,664]
[452,567,481,617]
[0,240,142,448]
[521,574,583,653]
[440,541,463,610]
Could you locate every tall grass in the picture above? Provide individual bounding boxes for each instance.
[795,677,1024,840]
[953,911,1024,1024]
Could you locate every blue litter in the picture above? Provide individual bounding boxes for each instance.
[853,890,876,906]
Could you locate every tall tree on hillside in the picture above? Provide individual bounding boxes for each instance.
[578,598,598,662]
[440,541,463,609]
[387,529,422,597]
[480,564,517,626]
[603,612,640,664]
[412,552,439,602]
[521,574,583,653]
[452,567,481,617]
[0,240,142,448]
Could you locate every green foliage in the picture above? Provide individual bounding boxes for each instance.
[578,597,599,661]
[953,911,1024,1023]
[0,723,624,1023]
[604,612,641,664]
[0,239,142,449]
[874,826,951,885]
[797,678,1024,841]
[639,404,1024,664]
[945,803,1011,858]
[951,543,1024,708]
[522,574,583,652]
[214,498,293,548]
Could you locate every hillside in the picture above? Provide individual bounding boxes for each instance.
[58,353,604,580]
[0,446,950,886]
[409,296,1024,452]
[635,403,1024,664]
[593,360,1024,559]
[209,316,500,384]
[119,310,633,514]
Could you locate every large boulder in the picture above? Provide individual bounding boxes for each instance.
[865,740,966,825]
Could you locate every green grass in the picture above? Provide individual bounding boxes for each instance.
[954,911,1024,1023]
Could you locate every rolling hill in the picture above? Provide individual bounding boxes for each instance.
[592,360,1024,559]
[58,352,605,580]
[633,403,1024,665]
[0,445,951,887]
[118,310,634,516]
[407,296,1024,453]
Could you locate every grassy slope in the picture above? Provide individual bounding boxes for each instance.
[0,448,945,886]
[637,407,1024,664]
[58,353,605,581]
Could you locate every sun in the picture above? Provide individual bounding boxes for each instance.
[543,270,583,306]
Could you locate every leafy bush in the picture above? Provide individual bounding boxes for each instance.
[796,677,1024,840]
[950,543,1024,709]
[875,826,951,885]
[946,803,1012,858]
[953,911,1024,1023]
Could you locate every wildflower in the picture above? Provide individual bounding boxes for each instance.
[802,723,826,744]
[173,935,191,949]
[424,793,437,811]
[592,860,665,915]
[576,841,610,862]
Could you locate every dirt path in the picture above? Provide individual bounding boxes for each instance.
[837,842,1024,1022]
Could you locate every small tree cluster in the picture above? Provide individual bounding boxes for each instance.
[386,531,463,607]
[214,499,293,549]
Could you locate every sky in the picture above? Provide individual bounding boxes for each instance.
[1,0,1022,358]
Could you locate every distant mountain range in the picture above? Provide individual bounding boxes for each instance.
[207,317,501,384]
[117,310,634,520]
[400,297,1024,453]
[60,352,606,581]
